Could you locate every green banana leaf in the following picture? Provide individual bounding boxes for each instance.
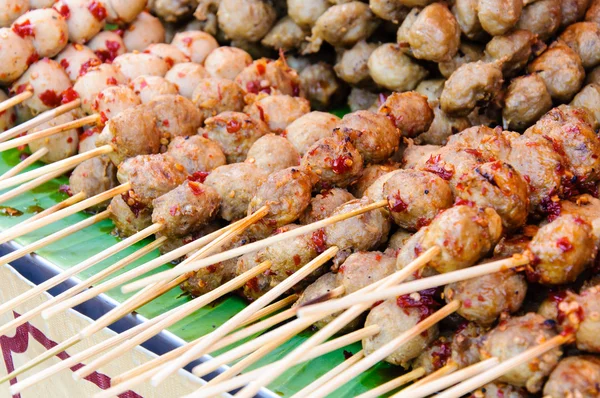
[0,145,403,397]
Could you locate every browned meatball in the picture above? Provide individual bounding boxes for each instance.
[347,88,379,113]
[414,103,471,146]
[471,383,529,398]
[484,30,542,77]
[402,142,442,168]
[451,322,486,368]
[287,0,329,28]
[368,43,429,92]
[571,285,600,353]
[440,61,503,117]
[350,163,400,198]
[191,78,245,121]
[445,270,527,326]
[261,16,308,51]
[363,170,402,204]
[415,79,445,102]
[369,0,409,23]
[301,133,364,191]
[387,229,413,252]
[337,251,396,295]
[438,42,484,79]
[235,57,302,97]
[166,136,226,175]
[516,0,561,42]
[397,4,461,63]
[69,157,118,206]
[378,92,434,138]
[284,111,339,156]
[453,0,486,41]
[246,95,311,134]
[412,334,452,375]
[560,22,600,70]
[528,42,585,102]
[446,124,512,163]
[108,193,153,237]
[480,313,562,393]
[203,111,270,163]
[572,83,600,127]
[503,74,553,131]
[216,0,276,42]
[145,95,203,141]
[247,167,314,237]
[419,205,503,273]
[300,188,355,225]
[116,154,189,206]
[561,0,591,27]
[383,170,453,231]
[335,110,400,164]
[334,41,378,85]
[299,62,344,110]
[528,214,595,285]
[204,163,268,222]
[478,0,523,36]
[543,356,600,398]
[152,181,220,237]
[246,134,300,174]
[363,298,439,368]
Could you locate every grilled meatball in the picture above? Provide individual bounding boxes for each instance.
[87,31,126,63]
[335,110,400,164]
[350,163,399,198]
[478,0,522,36]
[438,42,484,79]
[397,4,460,63]
[167,136,226,175]
[28,110,80,163]
[287,0,329,28]
[368,43,428,92]
[204,46,252,80]
[171,30,218,64]
[370,0,409,22]
[305,2,378,53]
[104,0,146,24]
[204,163,268,221]
[53,0,106,44]
[516,0,561,41]
[0,28,35,84]
[543,356,600,398]
[334,40,378,85]
[117,154,189,206]
[150,0,197,22]
[73,64,126,114]
[56,44,102,82]
[401,142,441,168]
[364,170,402,203]
[415,79,445,102]
[301,133,363,191]
[152,181,220,237]
[113,53,170,81]
[299,62,343,110]
[69,156,118,205]
[261,16,307,51]
[415,104,471,146]
[192,78,245,122]
[0,0,27,27]
[445,270,527,326]
[108,193,153,237]
[571,83,600,125]
[420,205,503,273]
[130,76,179,104]
[503,74,553,131]
[560,22,600,70]
[484,30,541,77]
[216,0,276,42]
[451,322,486,368]
[235,58,302,97]
[324,197,391,254]
[284,111,338,156]
[92,85,141,124]
[246,95,310,134]
[480,313,562,393]
[561,0,591,27]
[387,229,412,251]
[0,90,16,131]
[96,105,161,166]
[300,188,354,225]
[440,61,503,117]
[347,88,378,112]
[363,298,439,368]
[378,92,434,138]
[452,0,486,41]
[571,285,600,352]
[144,43,190,67]
[412,334,453,375]
[145,95,203,141]
[246,134,300,174]
[165,62,210,99]
[337,251,396,295]
[471,383,528,398]
[384,170,453,231]
[528,42,585,102]
[13,9,68,58]
[122,12,165,52]
[203,111,269,163]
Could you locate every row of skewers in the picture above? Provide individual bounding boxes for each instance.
[0,0,599,397]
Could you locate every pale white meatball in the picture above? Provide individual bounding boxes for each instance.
[130,75,179,104]
[368,43,428,91]
[53,0,106,44]
[287,0,329,28]
[0,0,28,27]
[10,59,72,117]
[246,95,311,133]
[165,62,210,99]
[13,9,68,58]
[87,31,126,63]
[143,43,189,67]
[123,11,165,52]
[56,44,101,82]
[73,63,127,114]
[104,0,146,24]
[171,30,219,64]
[113,53,170,81]
[0,27,35,84]
[0,89,16,132]
[204,47,253,80]
[92,85,141,123]
[284,111,339,155]
[246,134,301,174]
[27,109,80,163]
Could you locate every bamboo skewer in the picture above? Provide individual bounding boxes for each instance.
[0,167,70,205]
[150,247,339,386]
[393,359,499,398]
[353,367,426,398]
[238,294,298,327]
[122,200,388,293]
[403,362,459,391]
[435,334,572,398]
[0,147,48,180]
[304,300,461,398]
[0,99,81,143]
[73,260,273,379]
[0,114,100,152]
[0,90,33,114]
